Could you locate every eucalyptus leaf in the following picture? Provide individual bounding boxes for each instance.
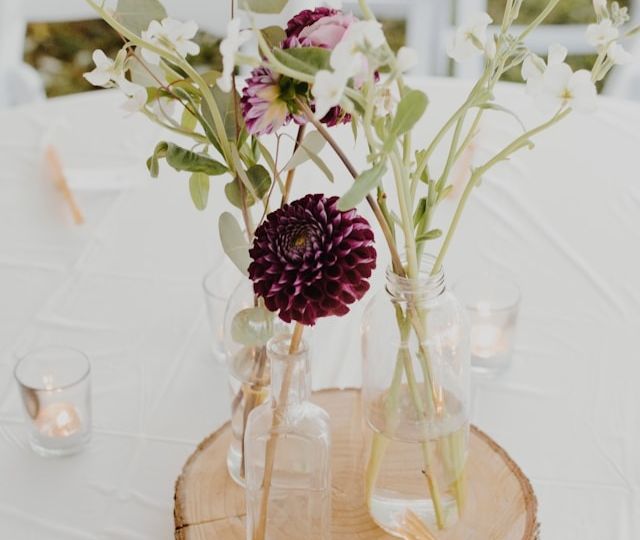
[337,163,387,211]
[390,89,428,137]
[273,47,331,75]
[261,26,286,49]
[224,179,245,209]
[115,0,167,35]
[219,212,251,276]
[413,198,427,228]
[189,172,210,211]
[231,307,274,347]
[283,131,326,171]
[246,165,272,199]
[241,0,288,14]
[147,142,228,177]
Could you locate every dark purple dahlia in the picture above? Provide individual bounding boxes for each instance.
[248,194,377,326]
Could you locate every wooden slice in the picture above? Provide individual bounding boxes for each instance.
[175,389,538,540]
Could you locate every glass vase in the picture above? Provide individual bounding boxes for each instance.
[244,333,331,540]
[362,255,470,535]
[224,279,290,486]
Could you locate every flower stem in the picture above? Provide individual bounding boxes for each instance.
[297,99,405,276]
[254,323,304,540]
[281,125,307,206]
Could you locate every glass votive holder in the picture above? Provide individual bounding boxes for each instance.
[454,272,521,377]
[14,347,92,457]
[203,258,242,364]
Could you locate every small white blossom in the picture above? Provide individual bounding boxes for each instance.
[218,18,252,93]
[329,20,386,84]
[374,87,395,116]
[447,13,494,63]
[611,2,630,25]
[396,47,418,72]
[536,64,597,113]
[312,70,348,119]
[83,49,127,87]
[521,44,567,95]
[119,79,148,114]
[586,19,619,50]
[141,18,200,65]
[607,42,633,65]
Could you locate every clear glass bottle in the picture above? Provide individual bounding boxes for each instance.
[224,279,273,486]
[362,255,470,535]
[244,333,331,540]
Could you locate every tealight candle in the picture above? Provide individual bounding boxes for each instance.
[14,347,92,457]
[454,273,520,376]
[35,402,82,438]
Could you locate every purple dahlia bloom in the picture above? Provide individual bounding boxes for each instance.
[248,194,377,326]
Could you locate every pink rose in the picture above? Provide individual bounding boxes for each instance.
[297,13,358,48]
[283,8,357,49]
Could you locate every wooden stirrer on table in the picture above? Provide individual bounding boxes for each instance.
[45,145,84,225]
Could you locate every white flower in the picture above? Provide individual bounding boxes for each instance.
[521,44,567,95]
[447,13,494,62]
[355,20,386,49]
[536,64,597,113]
[329,20,385,84]
[218,18,252,93]
[119,79,148,114]
[312,70,348,119]
[83,49,127,87]
[586,19,619,50]
[607,42,633,65]
[141,18,200,65]
[374,87,395,117]
[396,47,418,72]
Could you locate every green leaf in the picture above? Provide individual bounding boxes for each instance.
[231,307,274,347]
[283,131,326,171]
[181,107,197,132]
[272,47,331,75]
[260,26,286,49]
[115,0,167,35]
[479,102,527,131]
[416,229,442,242]
[338,163,387,211]
[219,212,250,276]
[413,197,427,228]
[201,84,247,145]
[189,173,210,211]
[241,0,288,14]
[147,142,229,177]
[390,89,428,137]
[246,165,272,199]
[224,179,245,209]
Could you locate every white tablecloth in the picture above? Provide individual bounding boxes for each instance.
[1,79,639,539]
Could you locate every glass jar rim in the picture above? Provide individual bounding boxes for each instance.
[14,346,91,391]
[268,332,309,360]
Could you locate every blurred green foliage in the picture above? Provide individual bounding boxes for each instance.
[24,0,629,97]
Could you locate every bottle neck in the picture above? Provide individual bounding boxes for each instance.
[385,254,446,303]
[268,334,311,409]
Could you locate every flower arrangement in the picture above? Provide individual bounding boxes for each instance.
[84,0,639,535]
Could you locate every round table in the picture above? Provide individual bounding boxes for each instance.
[0,79,639,539]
